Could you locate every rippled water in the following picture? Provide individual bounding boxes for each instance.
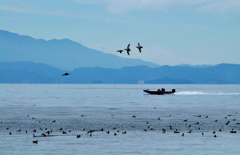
[0,84,240,154]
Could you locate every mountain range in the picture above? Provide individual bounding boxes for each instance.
[0,30,159,71]
[0,61,239,84]
[1,30,239,84]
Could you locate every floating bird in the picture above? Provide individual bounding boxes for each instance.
[230,129,237,133]
[117,50,124,54]
[42,133,48,137]
[62,73,71,76]
[124,44,131,55]
[33,140,38,144]
[136,43,143,53]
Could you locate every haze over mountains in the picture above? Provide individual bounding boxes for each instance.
[0,61,239,84]
[0,30,159,71]
[1,30,240,84]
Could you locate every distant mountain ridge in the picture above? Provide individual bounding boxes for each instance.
[0,30,159,70]
[0,61,239,84]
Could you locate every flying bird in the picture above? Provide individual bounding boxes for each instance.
[117,50,124,54]
[136,43,143,53]
[124,44,131,55]
[62,73,71,76]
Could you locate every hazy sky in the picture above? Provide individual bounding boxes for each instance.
[1,0,240,66]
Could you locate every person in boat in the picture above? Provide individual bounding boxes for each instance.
[161,88,165,91]
[157,89,160,92]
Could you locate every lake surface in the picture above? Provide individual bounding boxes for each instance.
[0,84,240,154]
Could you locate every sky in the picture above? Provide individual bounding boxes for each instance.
[1,0,240,66]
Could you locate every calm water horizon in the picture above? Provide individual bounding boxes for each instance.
[0,84,240,154]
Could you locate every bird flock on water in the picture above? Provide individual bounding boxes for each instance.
[2,109,239,144]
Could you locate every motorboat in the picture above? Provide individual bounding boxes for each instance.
[143,88,176,95]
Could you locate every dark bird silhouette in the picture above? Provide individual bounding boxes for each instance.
[33,140,38,144]
[124,44,131,55]
[136,43,143,53]
[117,50,124,54]
[62,73,71,76]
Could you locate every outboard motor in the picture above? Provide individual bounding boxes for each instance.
[172,89,176,93]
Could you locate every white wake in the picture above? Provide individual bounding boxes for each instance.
[175,91,240,96]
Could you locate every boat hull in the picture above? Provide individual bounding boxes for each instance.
[143,89,176,95]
